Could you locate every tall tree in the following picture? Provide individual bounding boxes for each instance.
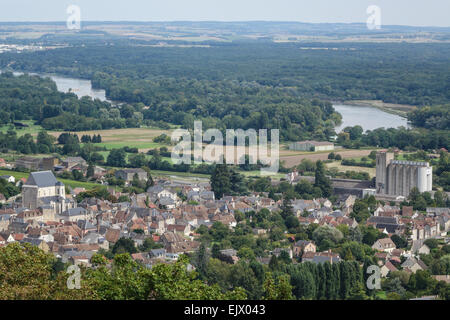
[210,164,232,199]
[314,160,333,197]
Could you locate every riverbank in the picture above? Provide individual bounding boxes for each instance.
[341,100,417,118]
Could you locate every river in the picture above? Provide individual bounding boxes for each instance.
[333,103,409,132]
[3,70,409,132]
[4,70,109,102]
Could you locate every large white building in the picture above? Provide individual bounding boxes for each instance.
[376,152,432,197]
[22,171,75,214]
[289,140,334,152]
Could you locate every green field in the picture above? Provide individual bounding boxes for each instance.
[149,170,210,179]
[240,170,285,180]
[95,141,164,151]
[0,120,43,136]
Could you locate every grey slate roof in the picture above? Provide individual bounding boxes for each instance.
[64,207,87,216]
[26,171,62,188]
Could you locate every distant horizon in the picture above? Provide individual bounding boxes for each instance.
[0,20,449,29]
[1,1,449,28]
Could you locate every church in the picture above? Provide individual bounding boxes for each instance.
[22,171,76,214]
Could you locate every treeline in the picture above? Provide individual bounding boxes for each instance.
[337,126,449,151]
[0,242,246,300]
[81,134,102,143]
[0,72,162,131]
[408,105,450,130]
[0,129,56,154]
[284,261,365,300]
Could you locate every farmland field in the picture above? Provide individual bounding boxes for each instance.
[325,161,376,178]
[280,149,377,168]
[49,127,172,152]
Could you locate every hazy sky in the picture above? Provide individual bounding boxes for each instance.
[1,0,449,27]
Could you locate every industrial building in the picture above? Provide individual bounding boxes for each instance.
[376,151,432,197]
[289,140,334,152]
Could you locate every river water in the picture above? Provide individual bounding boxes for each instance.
[5,70,109,102]
[333,103,409,132]
[3,70,409,132]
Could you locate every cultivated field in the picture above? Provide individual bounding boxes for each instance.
[49,127,172,152]
[280,149,376,168]
[325,161,376,178]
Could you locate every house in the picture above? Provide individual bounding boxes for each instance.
[372,238,396,253]
[380,261,398,277]
[302,250,341,264]
[62,157,87,170]
[149,248,167,260]
[93,166,107,179]
[15,156,42,170]
[59,207,89,222]
[433,275,450,284]
[411,221,440,240]
[115,168,148,182]
[286,169,299,183]
[167,224,191,237]
[0,175,15,183]
[104,228,121,244]
[252,228,268,235]
[273,247,293,259]
[0,214,10,232]
[80,232,109,250]
[411,240,430,255]
[21,238,50,253]
[367,216,402,234]
[158,196,177,209]
[219,249,239,264]
[292,199,318,217]
[187,190,215,202]
[160,231,185,246]
[41,157,60,171]
[293,240,316,257]
[147,185,178,202]
[401,257,428,273]
[402,206,413,217]
[16,208,55,223]
[166,252,180,260]
[8,221,31,234]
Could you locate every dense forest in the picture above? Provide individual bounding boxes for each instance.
[0,42,449,140]
[0,72,125,131]
[407,105,450,130]
[0,72,339,140]
[1,42,449,106]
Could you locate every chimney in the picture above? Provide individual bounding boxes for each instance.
[96,214,101,233]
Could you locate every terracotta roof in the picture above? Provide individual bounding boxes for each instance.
[13,233,25,241]
[384,261,398,272]
[105,228,121,243]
